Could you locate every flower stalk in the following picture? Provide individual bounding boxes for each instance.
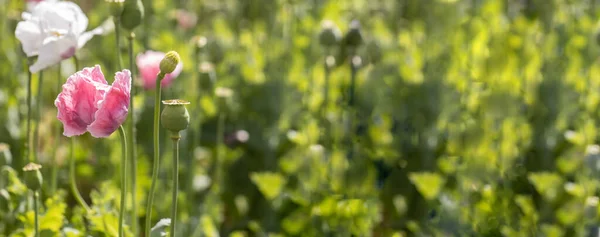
[33,71,43,162]
[127,31,138,236]
[160,99,190,237]
[145,72,163,237]
[145,51,180,237]
[170,133,180,237]
[50,64,61,195]
[70,139,90,212]
[118,126,128,237]
[26,58,34,163]
[34,191,39,237]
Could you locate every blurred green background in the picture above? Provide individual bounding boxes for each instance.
[3,0,600,236]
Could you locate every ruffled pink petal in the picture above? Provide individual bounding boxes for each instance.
[55,65,109,137]
[87,70,131,138]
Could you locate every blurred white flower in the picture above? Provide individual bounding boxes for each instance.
[15,1,105,73]
[26,0,57,12]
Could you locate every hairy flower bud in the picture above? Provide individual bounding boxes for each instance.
[319,20,341,47]
[159,51,181,75]
[161,100,190,134]
[22,163,43,191]
[120,0,144,30]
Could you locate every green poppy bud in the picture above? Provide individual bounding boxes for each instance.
[319,20,341,47]
[106,0,125,19]
[120,0,144,30]
[344,20,363,48]
[161,100,190,134]
[0,143,12,167]
[22,163,43,191]
[160,51,181,75]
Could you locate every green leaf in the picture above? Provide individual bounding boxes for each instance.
[150,218,171,237]
[528,172,563,201]
[408,172,445,200]
[250,172,286,200]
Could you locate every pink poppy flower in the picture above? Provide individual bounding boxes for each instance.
[55,65,131,138]
[136,50,183,90]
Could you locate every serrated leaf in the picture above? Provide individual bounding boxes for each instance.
[408,172,445,200]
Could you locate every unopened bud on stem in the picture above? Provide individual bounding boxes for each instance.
[160,51,181,75]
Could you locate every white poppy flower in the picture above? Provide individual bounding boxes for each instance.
[15,1,104,73]
[26,0,57,13]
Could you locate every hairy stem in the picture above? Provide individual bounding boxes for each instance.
[70,138,90,212]
[171,133,181,237]
[33,71,43,162]
[50,64,61,195]
[118,126,128,237]
[34,191,39,237]
[127,32,138,236]
[145,73,164,237]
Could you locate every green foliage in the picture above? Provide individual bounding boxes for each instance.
[3,0,600,236]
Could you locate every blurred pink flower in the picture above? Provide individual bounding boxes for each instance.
[136,50,183,90]
[55,65,131,138]
[171,9,197,30]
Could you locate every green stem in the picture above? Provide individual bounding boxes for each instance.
[214,111,225,195]
[73,55,79,71]
[170,133,180,237]
[50,64,61,195]
[70,138,90,212]
[33,71,43,163]
[347,51,358,159]
[115,18,123,70]
[142,0,152,50]
[127,32,138,236]
[26,58,33,163]
[118,126,128,237]
[145,73,164,237]
[34,191,39,237]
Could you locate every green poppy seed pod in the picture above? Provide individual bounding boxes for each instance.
[319,20,341,47]
[206,40,225,65]
[106,0,125,18]
[161,100,190,134]
[160,51,181,75]
[366,40,382,64]
[120,0,144,30]
[193,36,208,55]
[215,87,234,109]
[0,143,12,167]
[22,163,43,191]
[198,62,216,92]
[344,20,363,48]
